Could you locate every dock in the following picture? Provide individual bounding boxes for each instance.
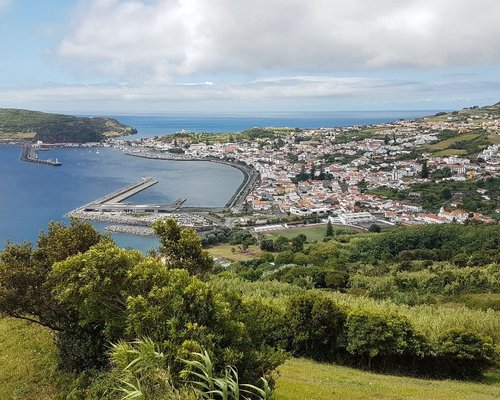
[20,145,62,166]
[82,177,186,214]
[92,177,159,205]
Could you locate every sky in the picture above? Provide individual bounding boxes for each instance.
[0,0,499,114]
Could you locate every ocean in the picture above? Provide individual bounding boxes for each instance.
[0,110,433,252]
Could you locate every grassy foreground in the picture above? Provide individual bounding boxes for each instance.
[275,359,500,400]
[2,318,499,400]
[0,317,64,399]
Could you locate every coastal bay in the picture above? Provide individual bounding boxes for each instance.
[0,145,243,251]
[1,111,433,252]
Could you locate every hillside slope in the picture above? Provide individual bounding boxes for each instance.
[0,108,136,143]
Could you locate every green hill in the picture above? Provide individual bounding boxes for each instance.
[422,102,500,156]
[0,108,136,143]
[276,358,500,400]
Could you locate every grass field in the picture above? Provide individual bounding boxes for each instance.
[489,134,500,145]
[0,131,36,140]
[427,133,480,151]
[207,244,262,261]
[266,224,358,243]
[433,148,468,156]
[275,358,500,400]
[0,317,63,400]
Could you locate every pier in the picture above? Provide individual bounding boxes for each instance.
[91,177,159,205]
[20,145,62,166]
[81,177,186,214]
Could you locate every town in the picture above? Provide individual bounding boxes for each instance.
[105,105,499,231]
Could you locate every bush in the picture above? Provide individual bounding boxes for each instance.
[285,292,345,360]
[260,238,275,252]
[435,330,496,379]
[341,310,429,370]
[56,323,108,372]
[275,251,294,266]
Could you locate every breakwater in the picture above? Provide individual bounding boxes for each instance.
[67,176,216,232]
[91,176,158,205]
[20,145,62,166]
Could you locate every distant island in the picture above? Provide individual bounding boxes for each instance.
[0,108,136,143]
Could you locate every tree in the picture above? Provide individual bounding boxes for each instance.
[357,179,368,193]
[273,235,290,252]
[420,160,429,179]
[286,292,345,360]
[0,219,103,331]
[152,219,214,276]
[291,234,307,252]
[0,220,107,371]
[368,224,381,233]
[344,311,421,370]
[325,221,334,237]
[260,237,275,252]
[52,241,287,380]
[441,187,453,200]
[436,330,495,379]
[310,164,316,180]
[1,220,288,381]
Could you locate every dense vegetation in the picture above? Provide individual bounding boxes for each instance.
[0,220,285,398]
[2,320,498,400]
[0,108,136,142]
[370,177,500,217]
[161,127,296,145]
[0,220,498,398]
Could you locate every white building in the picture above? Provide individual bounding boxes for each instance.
[331,212,375,225]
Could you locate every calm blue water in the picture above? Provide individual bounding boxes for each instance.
[0,146,242,252]
[1,110,435,252]
[108,110,434,139]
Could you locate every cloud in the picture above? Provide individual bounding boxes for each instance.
[56,0,500,82]
[2,75,499,113]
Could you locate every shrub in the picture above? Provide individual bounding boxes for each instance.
[342,310,429,370]
[435,330,496,379]
[285,292,345,360]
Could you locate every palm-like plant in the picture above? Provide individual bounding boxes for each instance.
[181,351,273,400]
[110,338,196,400]
[108,340,273,400]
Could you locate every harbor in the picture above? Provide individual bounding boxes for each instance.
[67,176,217,232]
[74,176,187,214]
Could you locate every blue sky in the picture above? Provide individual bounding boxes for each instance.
[1,0,499,114]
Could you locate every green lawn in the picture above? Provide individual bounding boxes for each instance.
[434,148,468,156]
[266,224,357,243]
[427,133,481,151]
[489,134,500,145]
[275,358,500,400]
[0,317,64,400]
[207,244,262,261]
